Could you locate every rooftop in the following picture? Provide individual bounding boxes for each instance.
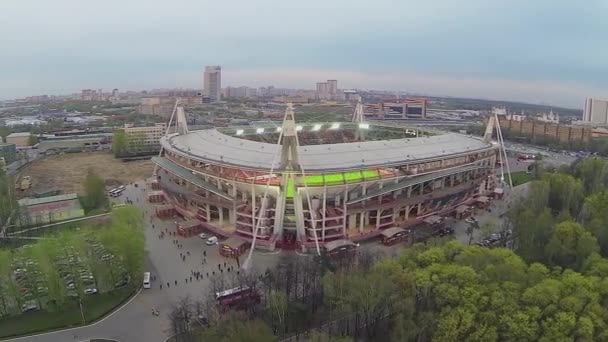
[7,132,32,137]
[162,125,494,172]
[18,193,79,206]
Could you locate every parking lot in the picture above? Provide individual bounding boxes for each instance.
[8,238,129,314]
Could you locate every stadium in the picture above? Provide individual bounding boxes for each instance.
[151,104,500,253]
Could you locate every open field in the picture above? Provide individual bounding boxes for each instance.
[16,153,154,198]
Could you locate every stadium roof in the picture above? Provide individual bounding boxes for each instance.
[152,157,234,200]
[162,128,494,172]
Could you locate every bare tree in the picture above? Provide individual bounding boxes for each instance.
[168,296,195,342]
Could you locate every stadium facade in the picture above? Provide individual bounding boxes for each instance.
[153,104,500,251]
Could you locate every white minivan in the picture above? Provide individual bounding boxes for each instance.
[143,272,151,289]
[205,236,218,245]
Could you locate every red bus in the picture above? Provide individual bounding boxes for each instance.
[215,285,260,309]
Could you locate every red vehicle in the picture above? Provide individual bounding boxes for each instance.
[215,285,260,309]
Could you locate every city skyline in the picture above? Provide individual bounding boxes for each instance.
[1,0,606,108]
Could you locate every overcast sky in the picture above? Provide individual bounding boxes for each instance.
[1,0,606,108]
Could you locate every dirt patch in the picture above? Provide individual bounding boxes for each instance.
[16,152,154,198]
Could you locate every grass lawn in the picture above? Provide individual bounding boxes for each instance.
[300,170,380,186]
[509,171,533,186]
[0,287,136,339]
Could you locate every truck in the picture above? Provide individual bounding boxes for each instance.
[19,176,31,191]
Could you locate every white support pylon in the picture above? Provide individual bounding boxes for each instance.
[153,98,180,175]
[352,97,364,123]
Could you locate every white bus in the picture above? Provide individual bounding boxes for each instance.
[143,272,151,289]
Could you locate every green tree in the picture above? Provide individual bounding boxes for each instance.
[27,134,38,146]
[544,221,599,271]
[100,206,145,285]
[112,129,127,157]
[32,239,66,310]
[82,169,107,211]
[510,207,554,263]
[197,311,277,342]
[266,290,288,333]
[0,168,17,227]
[307,331,353,342]
[580,191,608,256]
[573,158,608,195]
[0,250,16,317]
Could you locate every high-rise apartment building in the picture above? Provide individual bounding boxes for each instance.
[316,80,338,100]
[203,66,222,102]
[316,82,328,100]
[327,80,338,99]
[583,98,608,124]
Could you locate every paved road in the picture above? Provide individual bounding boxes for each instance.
[5,179,283,342]
[6,179,530,342]
[452,183,529,245]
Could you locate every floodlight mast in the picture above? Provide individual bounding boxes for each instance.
[484,113,513,189]
[243,103,322,270]
[154,98,181,175]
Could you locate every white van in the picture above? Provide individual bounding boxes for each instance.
[143,272,151,289]
[205,236,218,245]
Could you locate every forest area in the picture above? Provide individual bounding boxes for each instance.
[168,157,608,342]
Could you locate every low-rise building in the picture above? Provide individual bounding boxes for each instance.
[364,98,428,119]
[137,97,175,117]
[272,96,309,104]
[18,193,85,226]
[121,123,167,156]
[0,143,17,164]
[6,132,32,147]
[496,116,592,143]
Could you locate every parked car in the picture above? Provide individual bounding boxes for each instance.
[21,302,39,312]
[84,288,98,295]
[199,233,207,239]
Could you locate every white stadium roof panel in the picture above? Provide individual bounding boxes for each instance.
[162,129,493,172]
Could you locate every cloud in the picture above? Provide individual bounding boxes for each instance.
[0,0,606,106]
[224,67,598,108]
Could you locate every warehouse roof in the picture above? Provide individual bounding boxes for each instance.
[18,193,78,206]
[7,132,32,137]
[162,128,494,172]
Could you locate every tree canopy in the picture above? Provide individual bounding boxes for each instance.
[82,169,107,212]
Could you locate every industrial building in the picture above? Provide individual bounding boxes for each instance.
[364,98,428,120]
[137,97,175,118]
[6,132,32,147]
[151,104,499,252]
[0,143,17,164]
[496,116,592,143]
[18,193,84,226]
